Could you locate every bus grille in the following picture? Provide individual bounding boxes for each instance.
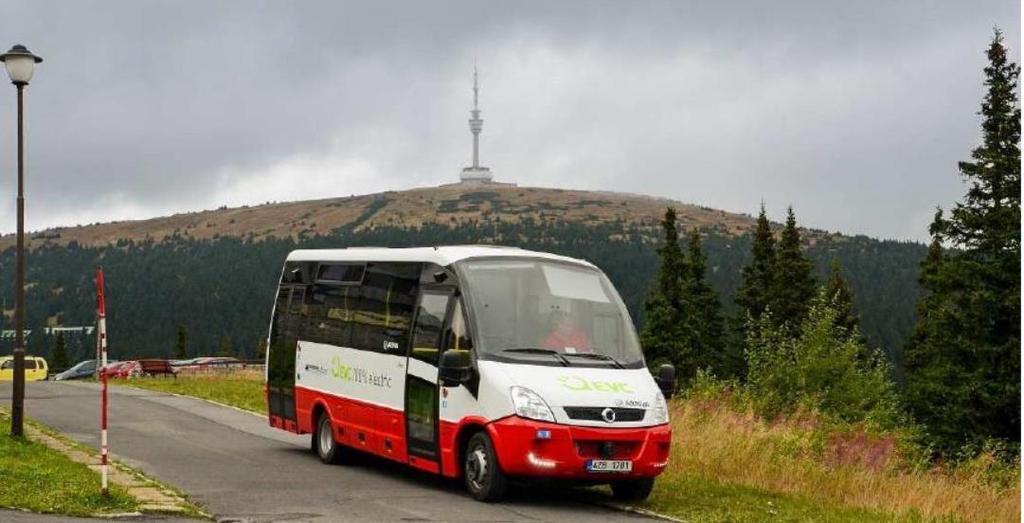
[563,406,645,422]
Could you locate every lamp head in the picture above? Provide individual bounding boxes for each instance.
[0,45,42,86]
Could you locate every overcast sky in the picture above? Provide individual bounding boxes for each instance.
[0,1,1018,241]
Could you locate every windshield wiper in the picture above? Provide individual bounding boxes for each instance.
[563,352,625,369]
[501,347,570,366]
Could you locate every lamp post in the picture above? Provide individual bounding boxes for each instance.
[1,44,41,437]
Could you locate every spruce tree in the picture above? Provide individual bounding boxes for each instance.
[684,230,726,373]
[51,331,69,371]
[175,325,188,360]
[772,207,816,332]
[640,208,691,372]
[736,204,777,322]
[823,259,858,335]
[905,32,1021,454]
[729,204,777,377]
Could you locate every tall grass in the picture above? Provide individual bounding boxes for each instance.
[651,387,1020,522]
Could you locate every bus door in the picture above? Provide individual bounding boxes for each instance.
[405,288,453,467]
[268,284,305,428]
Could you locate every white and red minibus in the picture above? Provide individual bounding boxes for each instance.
[265,246,674,501]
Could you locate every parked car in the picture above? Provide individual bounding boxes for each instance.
[170,357,201,368]
[0,356,49,381]
[101,360,141,379]
[194,356,242,368]
[54,359,119,381]
[174,356,242,373]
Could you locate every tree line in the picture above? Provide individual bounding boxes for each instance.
[639,32,1019,457]
[0,219,925,371]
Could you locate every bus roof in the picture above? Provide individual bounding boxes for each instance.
[285,245,597,269]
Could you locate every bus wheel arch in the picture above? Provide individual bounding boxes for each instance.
[454,422,488,479]
[462,430,508,501]
[310,401,337,461]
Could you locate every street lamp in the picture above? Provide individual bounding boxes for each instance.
[1,44,41,437]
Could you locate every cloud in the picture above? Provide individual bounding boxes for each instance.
[0,0,1017,241]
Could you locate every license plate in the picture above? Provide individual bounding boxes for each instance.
[586,459,632,473]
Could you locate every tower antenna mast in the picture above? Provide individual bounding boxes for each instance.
[460,63,493,184]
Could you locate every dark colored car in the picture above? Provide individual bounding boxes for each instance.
[54,359,114,381]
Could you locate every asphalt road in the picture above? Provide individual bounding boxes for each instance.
[2,381,653,523]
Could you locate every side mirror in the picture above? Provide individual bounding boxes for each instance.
[653,363,676,397]
[439,350,472,387]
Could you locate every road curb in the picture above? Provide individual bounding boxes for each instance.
[603,503,687,522]
[21,414,209,520]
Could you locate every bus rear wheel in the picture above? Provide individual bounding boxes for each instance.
[313,412,344,465]
[610,478,655,502]
[464,432,508,502]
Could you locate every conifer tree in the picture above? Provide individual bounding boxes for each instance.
[730,204,777,377]
[684,230,726,372]
[905,32,1021,454]
[51,331,69,371]
[175,325,188,360]
[736,204,776,322]
[640,208,691,372]
[823,259,858,336]
[772,207,816,332]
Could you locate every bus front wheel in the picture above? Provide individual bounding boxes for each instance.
[610,478,655,502]
[313,413,344,465]
[464,432,508,502]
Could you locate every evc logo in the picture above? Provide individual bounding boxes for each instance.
[558,375,633,393]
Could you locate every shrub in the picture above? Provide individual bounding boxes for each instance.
[745,289,905,430]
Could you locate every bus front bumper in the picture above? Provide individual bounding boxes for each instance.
[487,416,672,479]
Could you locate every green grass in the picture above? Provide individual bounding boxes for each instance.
[122,372,264,413]
[645,473,934,523]
[0,413,138,516]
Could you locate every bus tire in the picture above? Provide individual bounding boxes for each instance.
[610,478,655,502]
[314,412,344,465]
[464,432,507,502]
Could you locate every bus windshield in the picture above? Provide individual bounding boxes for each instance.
[459,259,645,368]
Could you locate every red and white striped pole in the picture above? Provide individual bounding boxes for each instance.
[95,267,109,497]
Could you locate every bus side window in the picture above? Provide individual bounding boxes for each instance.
[316,285,354,348]
[350,263,418,354]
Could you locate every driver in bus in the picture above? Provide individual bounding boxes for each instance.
[542,309,592,353]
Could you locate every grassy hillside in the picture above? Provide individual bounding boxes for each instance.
[0,185,760,250]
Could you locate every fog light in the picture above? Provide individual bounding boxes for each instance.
[535,429,551,440]
[527,452,556,470]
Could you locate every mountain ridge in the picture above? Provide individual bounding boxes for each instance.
[0,184,851,250]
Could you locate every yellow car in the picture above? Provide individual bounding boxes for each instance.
[0,356,49,381]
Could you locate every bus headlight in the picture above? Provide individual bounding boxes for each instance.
[510,386,555,422]
[650,391,669,425]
